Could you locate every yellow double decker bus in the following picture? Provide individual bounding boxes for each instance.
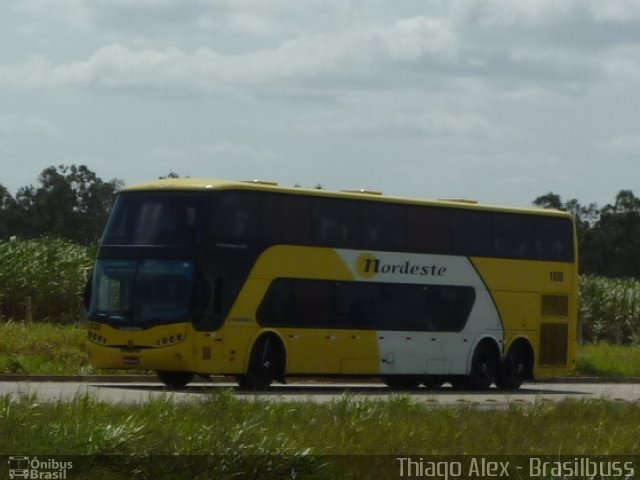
[87,178,577,390]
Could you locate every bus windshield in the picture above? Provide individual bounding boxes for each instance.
[102,192,208,246]
[89,259,194,325]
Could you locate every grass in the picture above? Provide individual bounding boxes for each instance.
[576,343,640,377]
[1,393,639,478]
[0,238,93,323]
[1,323,640,477]
[0,321,89,375]
[580,275,640,343]
[2,321,640,377]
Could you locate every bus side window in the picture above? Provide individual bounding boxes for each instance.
[312,199,359,248]
[451,210,493,257]
[406,206,451,254]
[361,202,405,251]
[493,213,534,259]
[209,192,261,244]
[263,194,311,245]
[534,217,574,261]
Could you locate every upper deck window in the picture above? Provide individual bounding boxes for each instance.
[102,192,207,246]
[208,191,262,245]
[312,198,359,248]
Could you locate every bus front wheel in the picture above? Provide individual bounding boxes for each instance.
[466,341,499,390]
[156,370,194,390]
[236,335,281,391]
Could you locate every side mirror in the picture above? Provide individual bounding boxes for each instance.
[83,269,94,312]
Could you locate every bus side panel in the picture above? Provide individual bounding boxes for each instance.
[277,328,379,374]
[217,246,382,375]
[471,257,577,377]
[337,250,503,376]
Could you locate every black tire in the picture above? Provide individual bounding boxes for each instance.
[156,370,194,390]
[382,376,421,390]
[236,336,278,391]
[496,346,528,390]
[449,376,468,390]
[466,341,499,390]
[421,375,444,389]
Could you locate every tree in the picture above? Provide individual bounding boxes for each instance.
[534,190,640,278]
[0,183,19,240]
[159,171,181,179]
[12,165,123,244]
[595,190,640,277]
[533,192,563,210]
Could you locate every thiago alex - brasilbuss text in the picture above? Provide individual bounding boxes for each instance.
[396,457,636,478]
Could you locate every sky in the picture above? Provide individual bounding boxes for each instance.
[2,0,640,208]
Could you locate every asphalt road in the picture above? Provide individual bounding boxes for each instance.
[1,380,640,408]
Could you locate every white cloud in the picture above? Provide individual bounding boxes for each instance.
[4,0,640,207]
[589,0,640,23]
[599,134,640,155]
[6,0,640,99]
[0,15,458,93]
[301,105,504,140]
[0,114,60,137]
[199,142,284,164]
[6,0,639,101]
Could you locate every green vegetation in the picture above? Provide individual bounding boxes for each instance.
[0,164,121,244]
[0,322,88,375]
[535,190,640,278]
[580,275,640,344]
[577,343,640,377]
[0,394,639,478]
[0,238,93,323]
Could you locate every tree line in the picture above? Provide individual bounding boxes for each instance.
[533,191,640,278]
[0,165,122,245]
[1,165,639,279]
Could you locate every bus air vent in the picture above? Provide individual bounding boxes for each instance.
[241,180,278,186]
[341,189,383,196]
[438,198,478,204]
[539,323,568,365]
[541,295,569,317]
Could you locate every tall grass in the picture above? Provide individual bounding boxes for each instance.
[1,393,639,478]
[580,275,640,344]
[0,238,93,323]
[577,343,640,377]
[0,322,88,374]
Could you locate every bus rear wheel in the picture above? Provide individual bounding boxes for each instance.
[382,376,421,390]
[236,335,280,391]
[156,370,194,390]
[496,345,530,390]
[421,375,444,389]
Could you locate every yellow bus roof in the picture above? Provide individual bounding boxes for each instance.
[122,178,572,219]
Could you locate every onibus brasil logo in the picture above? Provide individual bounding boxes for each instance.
[8,457,72,479]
